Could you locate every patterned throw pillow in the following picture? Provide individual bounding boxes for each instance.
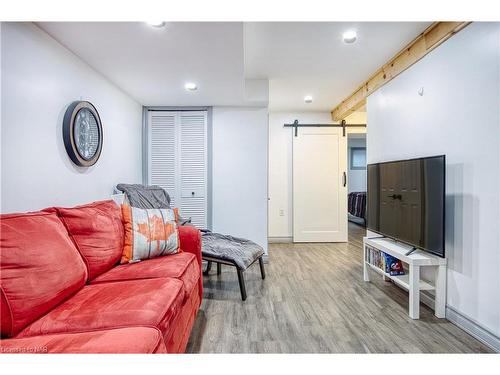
[121,205,180,264]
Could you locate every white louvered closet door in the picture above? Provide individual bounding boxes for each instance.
[149,113,178,208]
[179,112,207,228]
[148,111,207,229]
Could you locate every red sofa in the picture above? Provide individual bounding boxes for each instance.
[0,200,202,354]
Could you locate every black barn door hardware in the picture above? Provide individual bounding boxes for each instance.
[284,119,366,137]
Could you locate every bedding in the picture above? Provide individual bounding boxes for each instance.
[348,191,366,219]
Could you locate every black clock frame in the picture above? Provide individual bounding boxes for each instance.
[63,101,103,167]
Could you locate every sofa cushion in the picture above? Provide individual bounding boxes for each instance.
[163,282,201,353]
[18,278,184,340]
[0,211,87,338]
[91,252,200,298]
[54,200,124,281]
[0,327,166,353]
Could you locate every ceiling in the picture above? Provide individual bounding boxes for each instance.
[38,22,430,111]
[244,22,430,111]
[38,22,246,106]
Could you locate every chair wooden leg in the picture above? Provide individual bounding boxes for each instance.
[258,256,266,280]
[236,268,247,301]
[203,261,212,275]
[217,262,222,275]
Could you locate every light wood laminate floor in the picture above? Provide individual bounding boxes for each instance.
[186,223,492,353]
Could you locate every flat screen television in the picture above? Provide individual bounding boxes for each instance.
[366,155,445,257]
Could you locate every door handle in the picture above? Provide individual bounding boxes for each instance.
[343,172,346,187]
[387,194,402,200]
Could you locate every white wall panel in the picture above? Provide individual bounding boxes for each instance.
[212,107,268,253]
[1,23,142,212]
[367,22,500,338]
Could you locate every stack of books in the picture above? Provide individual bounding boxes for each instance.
[366,245,405,276]
[366,245,385,270]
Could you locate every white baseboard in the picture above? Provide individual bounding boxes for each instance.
[445,306,500,352]
[420,291,500,352]
[268,236,292,243]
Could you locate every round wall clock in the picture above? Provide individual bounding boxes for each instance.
[63,101,103,167]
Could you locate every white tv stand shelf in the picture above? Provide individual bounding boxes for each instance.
[363,236,447,319]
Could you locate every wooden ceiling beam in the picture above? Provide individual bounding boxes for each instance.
[331,22,471,121]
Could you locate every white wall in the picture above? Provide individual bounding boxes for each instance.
[347,136,367,193]
[268,111,367,238]
[1,23,143,212]
[367,23,500,340]
[212,106,268,253]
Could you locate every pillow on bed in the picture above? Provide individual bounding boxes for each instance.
[121,205,181,264]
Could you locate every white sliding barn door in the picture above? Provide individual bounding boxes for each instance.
[293,127,347,242]
[148,111,207,229]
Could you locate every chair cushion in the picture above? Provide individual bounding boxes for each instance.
[201,232,264,270]
[0,327,166,353]
[53,200,124,281]
[18,278,184,340]
[91,252,199,298]
[121,205,180,264]
[0,211,87,338]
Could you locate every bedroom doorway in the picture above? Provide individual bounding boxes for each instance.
[347,133,367,228]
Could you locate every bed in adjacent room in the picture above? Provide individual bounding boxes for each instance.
[348,191,366,227]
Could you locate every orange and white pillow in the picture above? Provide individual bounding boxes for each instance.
[121,205,181,264]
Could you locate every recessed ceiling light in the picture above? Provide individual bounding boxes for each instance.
[342,30,357,44]
[304,95,313,103]
[185,82,198,91]
[147,21,166,28]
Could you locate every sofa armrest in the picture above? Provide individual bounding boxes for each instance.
[178,226,203,300]
[178,226,202,264]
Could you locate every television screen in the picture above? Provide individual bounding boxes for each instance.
[367,155,445,257]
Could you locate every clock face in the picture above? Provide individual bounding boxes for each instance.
[74,108,100,160]
[63,101,103,167]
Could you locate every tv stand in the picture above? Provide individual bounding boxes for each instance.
[363,237,447,319]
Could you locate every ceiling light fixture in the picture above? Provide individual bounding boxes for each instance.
[304,95,313,103]
[185,82,198,91]
[147,21,166,28]
[342,30,357,44]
